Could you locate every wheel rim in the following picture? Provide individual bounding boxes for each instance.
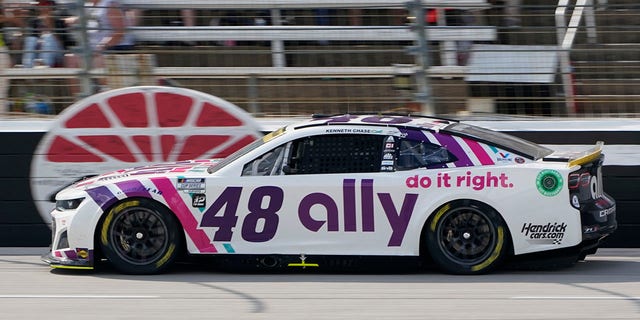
[436,207,496,266]
[109,207,170,265]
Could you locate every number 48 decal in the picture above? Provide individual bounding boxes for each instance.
[200,186,283,242]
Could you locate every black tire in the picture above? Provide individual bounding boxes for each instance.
[99,198,182,274]
[426,200,510,275]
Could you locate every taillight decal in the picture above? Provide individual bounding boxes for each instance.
[579,173,590,187]
[568,173,580,189]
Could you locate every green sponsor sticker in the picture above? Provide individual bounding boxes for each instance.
[536,169,563,197]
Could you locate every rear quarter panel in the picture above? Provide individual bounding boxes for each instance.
[402,163,581,256]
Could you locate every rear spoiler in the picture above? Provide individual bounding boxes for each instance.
[568,141,604,167]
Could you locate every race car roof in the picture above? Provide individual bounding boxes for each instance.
[293,114,456,131]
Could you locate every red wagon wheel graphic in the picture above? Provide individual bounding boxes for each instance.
[31,86,262,223]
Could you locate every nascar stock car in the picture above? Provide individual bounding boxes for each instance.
[42,114,617,274]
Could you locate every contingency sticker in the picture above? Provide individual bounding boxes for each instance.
[381,136,396,172]
[192,193,206,208]
[177,178,206,193]
[536,170,563,197]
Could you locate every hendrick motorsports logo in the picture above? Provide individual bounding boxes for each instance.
[521,222,567,245]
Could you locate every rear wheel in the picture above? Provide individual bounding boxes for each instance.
[99,198,182,274]
[426,200,509,274]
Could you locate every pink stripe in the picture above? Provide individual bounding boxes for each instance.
[151,177,217,253]
[464,138,495,165]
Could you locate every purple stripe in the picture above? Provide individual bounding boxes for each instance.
[343,179,356,232]
[399,128,474,167]
[86,186,118,211]
[361,179,374,232]
[116,180,153,198]
[399,128,427,142]
[64,249,77,259]
[433,133,474,167]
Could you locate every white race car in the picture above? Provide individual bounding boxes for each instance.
[43,114,617,274]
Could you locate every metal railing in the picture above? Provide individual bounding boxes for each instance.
[555,0,597,115]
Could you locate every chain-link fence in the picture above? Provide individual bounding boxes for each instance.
[2,0,639,117]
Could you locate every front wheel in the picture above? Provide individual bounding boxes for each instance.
[99,198,182,274]
[426,200,509,275]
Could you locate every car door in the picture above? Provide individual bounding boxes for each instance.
[226,132,421,256]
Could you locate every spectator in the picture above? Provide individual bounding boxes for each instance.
[0,0,27,112]
[22,0,66,68]
[348,8,362,26]
[65,0,135,96]
[446,9,476,65]
[503,0,521,28]
[85,0,134,53]
[181,9,194,27]
[170,9,196,46]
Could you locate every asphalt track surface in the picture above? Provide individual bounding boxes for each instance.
[0,248,638,320]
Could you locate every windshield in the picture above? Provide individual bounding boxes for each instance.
[207,126,288,173]
[446,123,553,160]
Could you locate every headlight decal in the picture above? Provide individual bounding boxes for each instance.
[55,198,85,211]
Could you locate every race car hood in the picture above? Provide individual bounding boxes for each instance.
[58,159,221,195]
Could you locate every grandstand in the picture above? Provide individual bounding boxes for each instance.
[2,0,639,116]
